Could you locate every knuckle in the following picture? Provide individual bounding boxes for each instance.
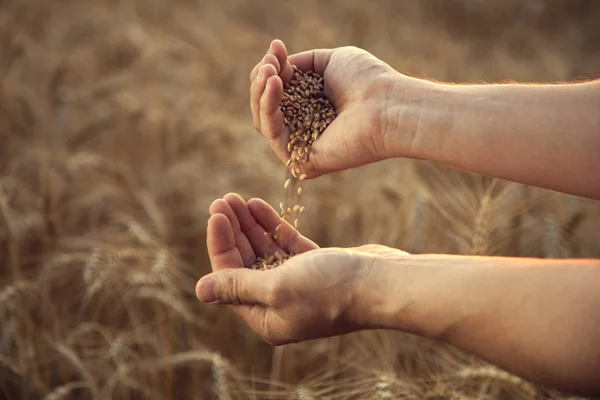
[357,244,375,251]
[224,273,243,305]
[357,244,386,252]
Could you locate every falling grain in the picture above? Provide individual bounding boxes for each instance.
[250,64,336,271]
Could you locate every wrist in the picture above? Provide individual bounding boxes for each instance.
[351,252,461,339]
[383,74,450,162]
[349,250,414,332]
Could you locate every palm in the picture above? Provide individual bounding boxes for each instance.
[250,41,396,177]
[206,193,318,272]
[304,100,386,174]
[201,195,405,344]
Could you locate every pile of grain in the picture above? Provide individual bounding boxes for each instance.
[250,251,295,271]
[250,65,336,270]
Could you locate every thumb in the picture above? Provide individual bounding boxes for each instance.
[196,268,271,305]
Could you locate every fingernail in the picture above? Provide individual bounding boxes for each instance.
[197,278,217,303]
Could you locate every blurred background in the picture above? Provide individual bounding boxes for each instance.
[1,0,599,399]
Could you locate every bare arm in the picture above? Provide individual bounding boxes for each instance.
[388,78,600,200]
[197,195,600,396]
[359,254,600,396]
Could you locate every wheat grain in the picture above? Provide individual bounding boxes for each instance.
[250,252,295,270]
[374,376,393,400]
[150,249,169,274]
[250,64,336,271]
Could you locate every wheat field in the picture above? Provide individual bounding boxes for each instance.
[1,0,599,399]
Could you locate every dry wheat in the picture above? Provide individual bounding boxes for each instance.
[294,386,318,400]
[469,192,491,255]
[250,64,336,271]
[374,376,394,400]
[1,2,598,400]
[43,381,89,400]
[453,366,539,399]
[212,353,234,400]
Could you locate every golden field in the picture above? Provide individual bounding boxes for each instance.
[0,0,599,399]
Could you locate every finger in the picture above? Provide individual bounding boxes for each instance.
[196,267,275,305]
[223,193,286,258]
[250,40,283,82]
[247,198,319,255]
[260,75,284,140]
[209,199,255,267]
[270,39,294,83]
[249,54,266,83]
[264,53,281,74]
[206,214,245,272]
[249,50,278,86]
[250,60,261,83]
[250,63,278,132]
[260,76,292,165]
[288,48,334,76]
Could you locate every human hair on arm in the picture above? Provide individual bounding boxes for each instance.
[355,253,600,397]
[386,77,600,200]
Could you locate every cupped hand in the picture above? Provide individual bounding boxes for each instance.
[249,39,404,178]
[196,193,406,345]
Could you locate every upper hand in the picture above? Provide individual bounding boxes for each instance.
[249,40,403,179]
[195,193,407,345]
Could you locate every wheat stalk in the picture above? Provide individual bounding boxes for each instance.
[407,194,428,254]
[122,286,212,330]
[212,353,234,400]
[0,181,20,280]
[293,386,318,400]
[43,381,89,400]
[453,366,539,399]
[44,338,100,399]
[469,191,492,255]
[374,375,394,399]
[542,214,563,258]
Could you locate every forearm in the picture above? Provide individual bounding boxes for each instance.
[362,254,600,396]
[389,77,600,200]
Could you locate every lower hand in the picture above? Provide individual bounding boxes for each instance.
[196,193,407,345]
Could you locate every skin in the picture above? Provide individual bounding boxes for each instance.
[197,40,600,397]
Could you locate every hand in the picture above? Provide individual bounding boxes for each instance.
[249,39,409,178]
[196,192,407,345]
